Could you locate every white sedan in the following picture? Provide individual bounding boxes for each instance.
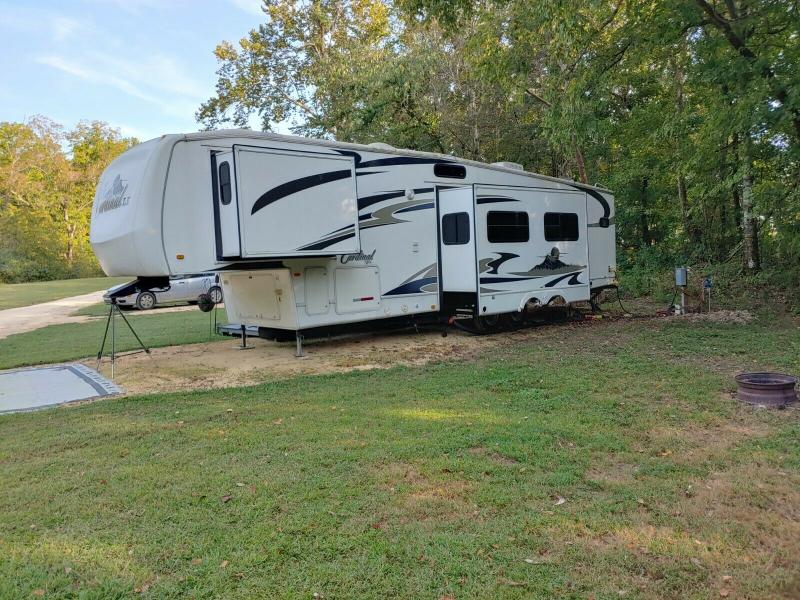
[104,273,223,310]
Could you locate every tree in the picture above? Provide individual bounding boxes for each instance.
[0,118,135,282]
[200,0,800,285]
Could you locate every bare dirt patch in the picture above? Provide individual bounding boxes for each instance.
[678,309,754,324]
[673,463,800,598]
[79,315,660,397]
[467,446,519,466]
[85,329,494,396]
[641,416,772,464]
[374,462,475,525]
[586,460,641,485]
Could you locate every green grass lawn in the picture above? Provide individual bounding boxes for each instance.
[71,302,119,317]
[1,315,799,598]
[0,308,228,370]
[0,277,130,310]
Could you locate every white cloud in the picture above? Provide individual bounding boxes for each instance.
[37,50,209,120]
[38,55,161,105]
[227,0,264,17]
[0,5,85,40]
[98,53,209,101]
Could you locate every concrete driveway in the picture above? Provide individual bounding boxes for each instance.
[0,291,103,340]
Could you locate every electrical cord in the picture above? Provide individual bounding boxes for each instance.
[666,287,678,312]
[615,286,636,316]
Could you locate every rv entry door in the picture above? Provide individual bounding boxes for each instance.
[438,187,477,294]
[214,151,240,259]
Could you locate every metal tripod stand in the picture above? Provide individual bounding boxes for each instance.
[96,302,150,378]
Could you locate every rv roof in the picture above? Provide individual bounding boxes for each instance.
[168,129,612,194]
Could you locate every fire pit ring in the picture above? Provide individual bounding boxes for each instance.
[735,372,797,407]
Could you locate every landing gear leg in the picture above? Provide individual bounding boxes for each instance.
[295,332,305,357]
[590,291,603,313]
[237,324,253,350]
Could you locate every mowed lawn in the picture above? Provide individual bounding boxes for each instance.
[0,308,227,370]
[0,277,129,310]
[1,315,799,599]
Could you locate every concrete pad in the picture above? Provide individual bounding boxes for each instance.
[0,364,121,414]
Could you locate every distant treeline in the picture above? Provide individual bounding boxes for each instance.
[199,0,799,292]
[0,118,134,283]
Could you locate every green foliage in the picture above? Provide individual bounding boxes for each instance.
[200,0,800,294]
[0,118,135,283]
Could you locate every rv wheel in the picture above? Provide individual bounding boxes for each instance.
[136,291,156,310]
[470,314,502,334]
[501,311,525,330]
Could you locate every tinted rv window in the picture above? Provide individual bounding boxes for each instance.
[219,161,232,205]
[487,211,529,243]
[434,163,467,179]
[442,212,470,245]
[544,212,579,241]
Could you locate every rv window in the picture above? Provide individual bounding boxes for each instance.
[487,211,529,243]
[434,163,467,179]
[219,161,232,205]
[544,212,579,241]
[442,212,470,245]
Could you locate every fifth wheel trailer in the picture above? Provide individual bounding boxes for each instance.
[90,130,616,339]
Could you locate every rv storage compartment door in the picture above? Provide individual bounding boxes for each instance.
[234,146,359,257]
[215,151,241,259]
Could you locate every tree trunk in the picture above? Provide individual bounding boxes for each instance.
[550,151,559,179]
[740,138,760,273]
[62,202,75,267]
[731,186,742,228]
[730,133,741,229]
[674,55,695,246]
[639,177,651,247]
[677,174,696,244]
[572,134,588,184]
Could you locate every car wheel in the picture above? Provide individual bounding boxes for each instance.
[208,285,223,304]
[136,291,156,310]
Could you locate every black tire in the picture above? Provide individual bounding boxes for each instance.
[136,291,156,310]
[470,313,502,335]
[208,285,223,304]
[501,311,525,330]
[197,293,215,313]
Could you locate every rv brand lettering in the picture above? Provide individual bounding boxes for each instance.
[96,175,130,214]
[340,249,376,264]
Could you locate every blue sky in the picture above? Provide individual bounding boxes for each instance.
[0,0,267,141]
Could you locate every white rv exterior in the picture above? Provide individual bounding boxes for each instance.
[90,130,616,335]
